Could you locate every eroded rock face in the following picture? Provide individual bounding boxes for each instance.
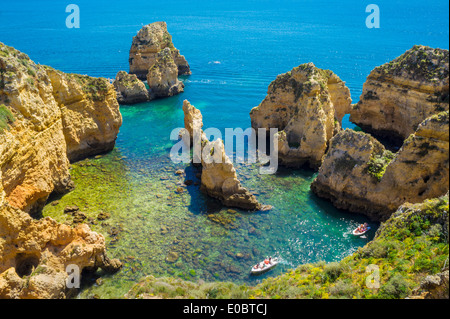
[200,138,262,210]
[0,43,122,213]
[409,270,449,299]
[129,21,191,80]
[147,48,184,98]
[0,204,121,299]
[0,43,122,298]
[113,71,150,104]
[250,63,352,168]
[311,111,449,221]
[181,100,266,210]
[350,45,449,144]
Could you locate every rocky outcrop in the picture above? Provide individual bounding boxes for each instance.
[0,204,121,299]
[181,100,268,211]
[129,21,191,80]
[113,71,150,104]
[45,68,122,162]
[200,138,264,210]
[350,45,449,144]
[311,111,449,221]
[147,48,184,98]
[250,63,352,168]
[409,270,449,299]
[0,43,122,213]
[180,99,206,159]
[0,43,122,298]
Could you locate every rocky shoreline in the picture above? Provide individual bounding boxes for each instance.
[249,45,448,222]
[250,63,352,169]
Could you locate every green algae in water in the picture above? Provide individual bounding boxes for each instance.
[42,101,377,299]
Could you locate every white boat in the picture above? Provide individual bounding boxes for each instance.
[251,258,279,275]
[352,226,370,236]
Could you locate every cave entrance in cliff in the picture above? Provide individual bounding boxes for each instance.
[15,253,40,277]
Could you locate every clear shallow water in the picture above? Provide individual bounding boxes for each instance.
[1,0,448,298]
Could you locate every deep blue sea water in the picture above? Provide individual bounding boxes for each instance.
[1,0,448,298]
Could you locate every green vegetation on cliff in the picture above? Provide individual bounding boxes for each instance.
[0,104,14,133]
[367,150,395,182]
[126,194,449,299]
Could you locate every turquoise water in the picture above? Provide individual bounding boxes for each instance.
[1,0,448,298]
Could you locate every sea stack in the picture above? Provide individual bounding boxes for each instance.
[181,100,269,211]
[311,111,449,221]
[0,42,122,298]
[350,45,449,144]
[250,63,352,169]
[146,48,184,98]
[129,21,191,80]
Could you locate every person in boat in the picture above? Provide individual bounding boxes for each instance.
[264,257,270,265]
[254,264,260,270]
[268,257,272,264]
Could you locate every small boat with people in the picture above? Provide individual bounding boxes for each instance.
[352,223,370,236]
[251,256,279,275]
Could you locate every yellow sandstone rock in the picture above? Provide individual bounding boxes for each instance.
[0,42,122,213]
[181,100,266,211]
[0,204,121,299]
[250,63,352,168]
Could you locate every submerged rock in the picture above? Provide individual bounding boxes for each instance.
[113,71,150,104]
[311,111,449,221]
[250,63,352,168]
[45,68,122,163]
[350,45,449,144]
[129,21,191,80]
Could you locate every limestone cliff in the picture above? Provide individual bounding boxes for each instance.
[45,68,122,162]
[0,204,121,299]
[250,63,352,168]
[147,48,184,98]
[113,71,150,104]
[0,42,122,213]
[311,111,449,221]
[181,100,267,211]
[129,21,191,80]
[350,45,449,143]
